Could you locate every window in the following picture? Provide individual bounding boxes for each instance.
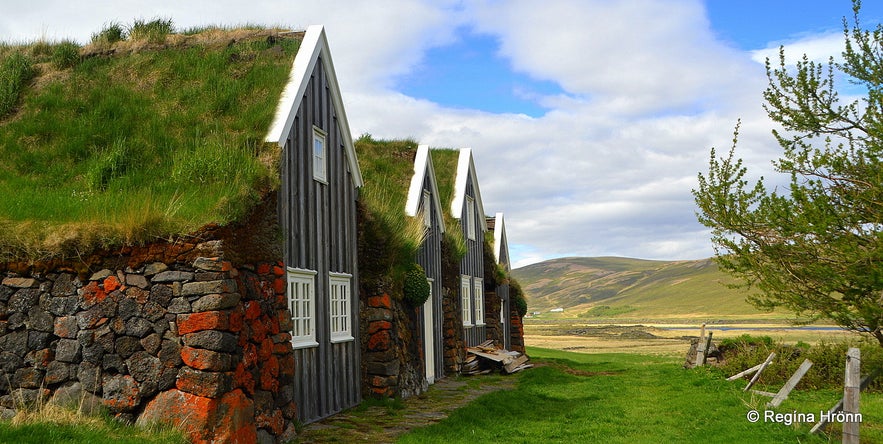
[461,275,472,326]
[422,191,432,228]
[465,196,476,240]
[474,278,484,326]
[312,126,327,183]
[329,273,354,343]
[287,268,318,348]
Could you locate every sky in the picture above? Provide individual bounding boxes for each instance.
[2,0,880,268]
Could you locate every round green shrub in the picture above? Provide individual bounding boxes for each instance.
[403,262,430,306]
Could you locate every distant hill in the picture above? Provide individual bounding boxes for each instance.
[512,257,779,320]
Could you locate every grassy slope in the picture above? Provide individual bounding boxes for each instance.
[0,29,299,261]
[513,256,780,320]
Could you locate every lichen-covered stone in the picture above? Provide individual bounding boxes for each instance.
[8,289,40,313]
[176,367,233,397]
[103,374,140,413]
[181,346,233,372]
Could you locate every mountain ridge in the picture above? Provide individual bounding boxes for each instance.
[512,256,773,319]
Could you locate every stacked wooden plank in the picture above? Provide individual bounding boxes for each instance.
[462,340,532,375]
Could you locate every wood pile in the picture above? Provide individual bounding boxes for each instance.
[462,340,532,375]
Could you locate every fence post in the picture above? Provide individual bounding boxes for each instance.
[744,352,776,392]
[694,323,707,367]
[767,359,812,408]
[843,347,860,444]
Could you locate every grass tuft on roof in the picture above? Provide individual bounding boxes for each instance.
[0,22,301,262]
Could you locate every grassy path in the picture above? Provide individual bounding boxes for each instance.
[295,374,517,443]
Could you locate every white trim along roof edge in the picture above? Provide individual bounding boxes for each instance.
[265,25,363,187]
[405,145,446,233]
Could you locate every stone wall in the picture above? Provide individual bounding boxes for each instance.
[441,286,466,374]
[509,307,525,354]
[483,290,502,346]
[361,293,426,399]
[0,256,296,443]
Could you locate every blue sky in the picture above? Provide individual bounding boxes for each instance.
[1,0,878,267]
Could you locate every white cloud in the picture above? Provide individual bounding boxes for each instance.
[462,0,759,115]
[751,32,846,66]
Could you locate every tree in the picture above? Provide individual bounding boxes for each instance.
[694,0,883,345]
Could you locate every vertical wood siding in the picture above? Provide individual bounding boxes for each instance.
[416,174,445,379]
[461,175,485,347]
[279,56,361,424]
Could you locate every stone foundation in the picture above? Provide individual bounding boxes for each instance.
[0,255,296,443]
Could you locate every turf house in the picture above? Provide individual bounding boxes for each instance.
[0,23,362,442]
[487,213,513,350]
[432,148,491,348]
[355,138,448,397]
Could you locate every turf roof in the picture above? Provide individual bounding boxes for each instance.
[0,26,302,261]
[354,136,426,261]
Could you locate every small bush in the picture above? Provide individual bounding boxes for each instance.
[403,262,431,306]
[129,18,174,44]
[91,23,126,46]
[51,40,81,69]
[510,278,527,317]
[0,52,35,116]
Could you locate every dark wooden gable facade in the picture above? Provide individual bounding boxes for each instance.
[488,213,513,349]
[406,145,446,382]
[450,148,488,347]
[265,25,363,424]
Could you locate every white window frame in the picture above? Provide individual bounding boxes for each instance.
[312,126,327,183]
[461,275,472,327]
[287,268,318,349]
[465,196,476,240]
[422,191,432,228]
[329,272,354,343]
[474,277,485,326]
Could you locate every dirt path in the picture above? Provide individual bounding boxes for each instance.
[295,375,518,443]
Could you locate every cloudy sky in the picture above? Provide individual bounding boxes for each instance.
[2,0,879,268]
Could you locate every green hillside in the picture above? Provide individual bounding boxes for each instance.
[512,257,783,320]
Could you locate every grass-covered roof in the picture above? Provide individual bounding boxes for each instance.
[0,22,301,261]
[354,136,426,279]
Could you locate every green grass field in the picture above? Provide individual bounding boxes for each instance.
[398,347,879,444]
